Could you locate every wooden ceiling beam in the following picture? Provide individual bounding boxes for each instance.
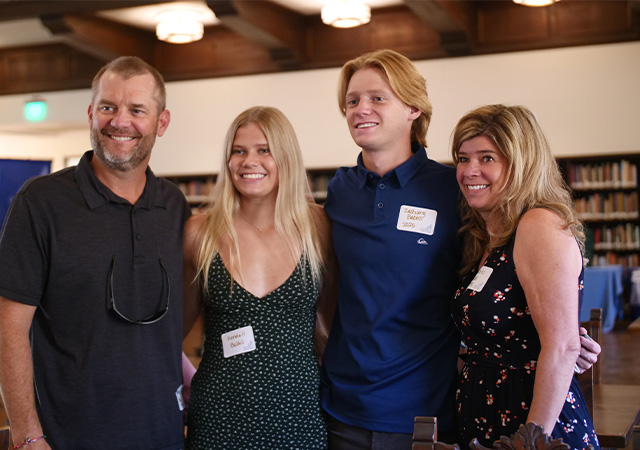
[40,14,155,62]
[402,0,475,55]
[0,1,172,22]
[0,1,639,96]
[633,1,640,37]
[206,0,306,69]
[0,43,104,96]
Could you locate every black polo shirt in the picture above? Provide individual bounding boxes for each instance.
[0,151,191,449]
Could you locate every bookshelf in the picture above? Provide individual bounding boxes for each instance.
[163,168,338,209]
[306,168,337,204]
[163,174,217,213]
[559,155,640,269]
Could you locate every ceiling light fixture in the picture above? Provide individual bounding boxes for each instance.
[156,10,204,44]
[512,0,560,6]
[321,0,371,29]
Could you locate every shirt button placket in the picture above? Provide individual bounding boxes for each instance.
[374,180,386,219]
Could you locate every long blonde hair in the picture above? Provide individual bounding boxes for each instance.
[195,106,326,289]
[450,104,584,274]
[337,49,432,147]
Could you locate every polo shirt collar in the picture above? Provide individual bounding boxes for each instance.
[355,142,428,189]
[74,150,165,210]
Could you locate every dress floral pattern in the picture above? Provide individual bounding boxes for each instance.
[451,234,599,450]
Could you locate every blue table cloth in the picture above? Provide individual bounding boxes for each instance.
[581,265,624,333]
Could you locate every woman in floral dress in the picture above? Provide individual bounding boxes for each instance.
[449,104,599,450]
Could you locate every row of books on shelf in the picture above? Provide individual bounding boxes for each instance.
[589,252,640,268]
[567,159,638,190]
[574,191,638,221]
[591,224,640,251]
[173,179,216,199]
[308,173,333,195]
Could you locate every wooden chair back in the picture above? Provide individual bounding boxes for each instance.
[577,307,602,418]
[412,417,577,450]
[0,394,8,450]
[412,417,459,450]
[0,426,9,450]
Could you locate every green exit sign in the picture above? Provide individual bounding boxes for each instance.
[24,100,47,122]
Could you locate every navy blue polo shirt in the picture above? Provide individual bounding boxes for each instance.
[321,144,462,433]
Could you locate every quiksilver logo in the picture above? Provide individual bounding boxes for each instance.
[417,238,428,245]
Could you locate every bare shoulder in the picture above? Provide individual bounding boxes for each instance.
[517,207,565,230]
[309,204,333,263]
[310,203,330,235]
[186,212,207,228]
[186,213,206,234]
[185,213,207,251]
[516,208,574,243]
[515,208,580,269]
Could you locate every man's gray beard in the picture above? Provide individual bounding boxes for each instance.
[90,127,154,172]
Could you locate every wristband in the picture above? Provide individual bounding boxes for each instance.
[13,435,46,449]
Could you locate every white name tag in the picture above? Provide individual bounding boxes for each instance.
[175,384,185,411]
[221,325,256,358]
[468,266,493,292]
[396,205,437,235]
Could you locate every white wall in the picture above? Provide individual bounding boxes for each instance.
[0,41,638,175]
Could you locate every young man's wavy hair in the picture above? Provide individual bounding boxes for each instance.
[337,49,433,147]
[451,104,584,274]
[195,106,326,290]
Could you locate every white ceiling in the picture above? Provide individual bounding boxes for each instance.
[0,19,61,48]
[0,0,402,48]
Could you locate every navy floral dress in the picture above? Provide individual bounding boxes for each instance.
[451,234,599,450]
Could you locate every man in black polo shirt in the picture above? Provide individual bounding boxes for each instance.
[0,57,190,450]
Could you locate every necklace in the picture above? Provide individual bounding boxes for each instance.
[238,213,273,232]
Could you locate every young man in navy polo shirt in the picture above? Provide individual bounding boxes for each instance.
[320,49,462,449]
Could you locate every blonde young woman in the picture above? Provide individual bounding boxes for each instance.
[450,104,599,449]
[183,106,333,449]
